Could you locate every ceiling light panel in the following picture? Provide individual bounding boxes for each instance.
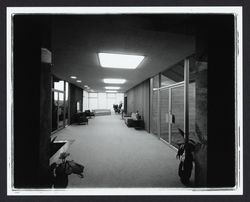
[98,53,144,69]
[105,86,120,90]
[106,90,117,93]
[103,78,126,84]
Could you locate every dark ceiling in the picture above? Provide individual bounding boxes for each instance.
[51,14,196,92]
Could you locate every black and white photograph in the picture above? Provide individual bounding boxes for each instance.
[5,7,242,195]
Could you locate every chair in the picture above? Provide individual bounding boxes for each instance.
[74,112,88,125]
[84,110,95,118]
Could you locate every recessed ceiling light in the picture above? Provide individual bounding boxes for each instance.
[103,78,126,84]
[84,85,88,87]
[98,53,144,69]
[76,80,82,83]
[106,90,117,93]
[105,86,120,90]
[70,76,77,79]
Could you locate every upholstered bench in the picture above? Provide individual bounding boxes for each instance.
[124,112,143,128]
[92,109,111,116]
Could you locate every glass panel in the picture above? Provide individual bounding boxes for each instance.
[153,74,159,88]
[116,93,124,107]
[160,89,169,143]
[107,93,115,98]
[89,98,98,110]
[98,93,107,109]
[53,76,64,91]
[52,91,58,132]
[189,82,197,142]
[161,61,184,87]
[83,90,89,111]
[89,93,98,97]
[58,92,64,129]
[161,74,176,86]
[151,90,158,136]
[107,98,116,110]
[171,86,185,148]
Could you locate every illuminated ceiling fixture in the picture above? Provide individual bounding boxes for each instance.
[106,90,117,93]
[105,86,120,90]
[76,80,82,83]
[98,53,144,69]
[70,76,77,79]
[103,78,126,84]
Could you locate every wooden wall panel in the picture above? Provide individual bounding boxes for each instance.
[127,79,150,132]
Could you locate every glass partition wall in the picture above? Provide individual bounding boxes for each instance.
[52,76,69,133]
[150,57,196,149]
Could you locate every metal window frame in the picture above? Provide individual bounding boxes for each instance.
[51,80,68,134]
[151,57,190,149]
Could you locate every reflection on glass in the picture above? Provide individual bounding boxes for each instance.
[161,61,184,87]
[53,76,64,91]
[52,91,58,132]
[52,76,67,132]
[160,89,169,142]
[58,92,64,128]
[189,82,197,142]
[76,101,81,112]
[153,74,159,88]
[188,56,198,142]
[171,86,185,148]
[151,91,158,136]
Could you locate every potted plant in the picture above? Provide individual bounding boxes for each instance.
[176,128,199,185]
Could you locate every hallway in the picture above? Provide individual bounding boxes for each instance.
[52,114,184,188]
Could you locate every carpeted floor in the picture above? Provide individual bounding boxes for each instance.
[53,114,184,188]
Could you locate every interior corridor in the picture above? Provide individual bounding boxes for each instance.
[52,114,185,188]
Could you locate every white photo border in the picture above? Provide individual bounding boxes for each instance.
[6,6,243,195]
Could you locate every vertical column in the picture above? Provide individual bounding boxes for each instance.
[39,52,52,188]
[184,58,189,142]
[157,73,161,139]
[157,89,161,139]
[194,61,208,186]
[168,88,172,143]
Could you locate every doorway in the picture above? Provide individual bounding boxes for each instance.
[159,85,185,148]
[150,57,194,149]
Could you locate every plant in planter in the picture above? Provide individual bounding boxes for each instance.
[50,152,85,188]
[176,128,199,185]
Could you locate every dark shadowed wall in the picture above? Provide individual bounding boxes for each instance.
[206,15,235,187]
[14,15,52,188]
[69,84,83,124]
